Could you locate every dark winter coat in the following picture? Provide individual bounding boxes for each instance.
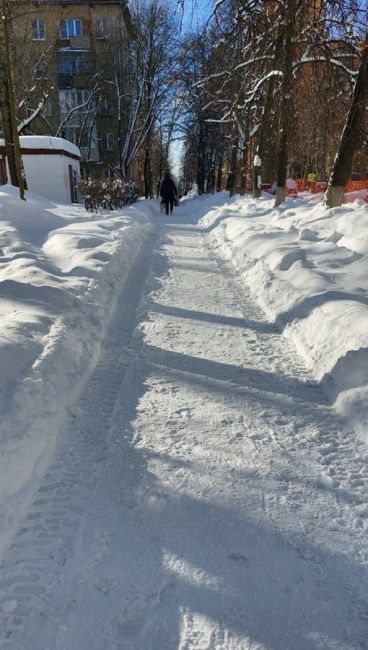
[160,176,177,202]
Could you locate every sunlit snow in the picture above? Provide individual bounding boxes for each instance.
[0,186,367,649]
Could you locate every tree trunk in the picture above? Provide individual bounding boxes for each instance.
[274,2,295,208]
[117,94,124,178]
[143,95,153,198]
[157,128,163,196]
[227,139,238,197]
[196,157,205,194]
[253,153,262,198]
[257,55,279,184]
[216,156,223,192]
[274,125,288,206]
[0,0,25,198]
[144,148,151,199]
[0,67,18,186]
[207,166,216,194]
[240,139,248,195]
[196,123,206,194]
[325,37,368,208]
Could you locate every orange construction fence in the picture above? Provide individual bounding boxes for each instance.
[296,178,368,194]
[232,178,368,199]
[345,179,368,192]
[295,179,327,193]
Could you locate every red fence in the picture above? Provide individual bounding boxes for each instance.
[295,179,327,193]
[232,178,368,200]
[345,180,368,192]
[296,179,368,194]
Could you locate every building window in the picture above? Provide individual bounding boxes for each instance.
[60,19,83,39]
[59,58,73,75]
[32,19,46,41]
[96,17,110,39]
[61,126,98,160]
[59,89,92,113]
[58,54,90,75]
[103,133,115,150]
[61,127,91,148]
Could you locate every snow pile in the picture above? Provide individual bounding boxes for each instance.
[199,192,368,441]
[182,183,199,199]
[0,185,152,551]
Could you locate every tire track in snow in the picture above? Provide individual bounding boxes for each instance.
[134,223,368,648]
[1,215,368,648]
[0,231,161,648]
[206,237,368,561]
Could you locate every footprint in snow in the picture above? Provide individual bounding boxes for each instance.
[229,553,249,563]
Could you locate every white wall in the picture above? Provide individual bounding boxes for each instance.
[20,155,80,203]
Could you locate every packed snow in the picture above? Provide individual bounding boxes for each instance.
[0,185,152,554]
[0,186,367,649]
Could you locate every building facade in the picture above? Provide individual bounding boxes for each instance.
[11,0,132,179]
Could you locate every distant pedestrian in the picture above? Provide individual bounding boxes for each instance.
[160,172,177,215]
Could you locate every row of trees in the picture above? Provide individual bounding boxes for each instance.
[1,0,367,208]
[178,0,368,208]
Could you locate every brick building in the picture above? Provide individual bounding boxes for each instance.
[10,0,132,179]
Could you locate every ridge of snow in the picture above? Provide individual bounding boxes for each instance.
[199,192,368,441]
[0,186,152,551]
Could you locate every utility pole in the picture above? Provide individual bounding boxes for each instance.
[0,0,26,199]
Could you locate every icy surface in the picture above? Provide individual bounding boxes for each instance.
[0,189,367,649]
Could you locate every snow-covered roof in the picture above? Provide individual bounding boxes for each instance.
[21,136,81,158]
[0,136,81,159]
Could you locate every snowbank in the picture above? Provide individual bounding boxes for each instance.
[199,192,368,441]
[0,186,152,552]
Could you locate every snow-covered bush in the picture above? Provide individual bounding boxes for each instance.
[78,178,140,212]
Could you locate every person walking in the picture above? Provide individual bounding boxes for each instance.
[160,172,177,215]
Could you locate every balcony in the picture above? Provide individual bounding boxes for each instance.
[58,74,74,89]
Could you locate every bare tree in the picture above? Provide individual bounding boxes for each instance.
[187,0,366,205]
[325,35,368,207]
[102,0,179,191]
[0,0,25,197]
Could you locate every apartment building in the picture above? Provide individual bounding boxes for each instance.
[11,0,132,179]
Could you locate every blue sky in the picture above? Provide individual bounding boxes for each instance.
[169,0,215,179]
[177,0,214,33]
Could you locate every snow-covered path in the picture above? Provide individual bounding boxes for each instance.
[1,210,368,649]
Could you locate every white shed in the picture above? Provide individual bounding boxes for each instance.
[0,136,81,203]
